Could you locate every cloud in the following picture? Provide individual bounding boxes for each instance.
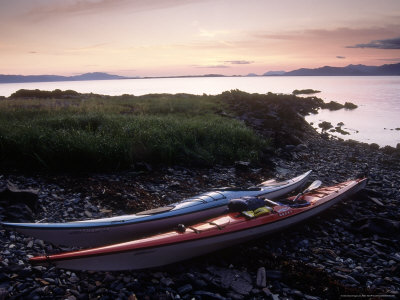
[29,51,37,54]
[377,57,400,62]
[252,33,296,40]
[67,43,109,52]
[336,56,346,59]
[253,27,400,44]
[192,64,230,68]
[23,0,206,21]
[347,37,400,49]
[192,61,253,68]
[198,29,230,38]
[224,60,254,64]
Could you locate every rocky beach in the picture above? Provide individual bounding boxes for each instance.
[1,91,400,300]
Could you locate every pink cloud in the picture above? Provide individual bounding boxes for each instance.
[23,0,208,21]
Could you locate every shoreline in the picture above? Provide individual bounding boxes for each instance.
[2,83,399,148]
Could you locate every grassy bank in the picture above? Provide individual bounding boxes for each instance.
[0,92,267,170]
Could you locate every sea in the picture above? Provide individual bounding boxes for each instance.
[0,76,399,147]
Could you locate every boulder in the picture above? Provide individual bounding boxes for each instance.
[0,182,39,222]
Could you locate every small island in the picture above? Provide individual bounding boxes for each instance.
[292,89,321,95]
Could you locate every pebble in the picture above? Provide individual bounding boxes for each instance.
[230,278,253,295]
[161,277,174,287]
[256,267,266,288]
[177,284,192,295]
[265,270,282,280]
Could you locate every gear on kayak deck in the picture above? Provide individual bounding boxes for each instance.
[228,196,266,212]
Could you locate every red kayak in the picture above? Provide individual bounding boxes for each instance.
[30,178,367,271]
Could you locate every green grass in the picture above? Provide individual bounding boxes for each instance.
[0,92,268,170]
[4,92,219,115]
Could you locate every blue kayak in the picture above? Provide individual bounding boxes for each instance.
[2,170,311,247]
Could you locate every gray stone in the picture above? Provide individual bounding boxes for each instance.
[160,277,174,287]
[177,284,192,295]
[296,144,308,151]
[256,267,266,288]
[231,277,253,295]
[69,273,80,283]
[262,287,272,297]
[193,291,226,300]
[265,270,282,280]
[284,145,296,152]
[271,294,280,300]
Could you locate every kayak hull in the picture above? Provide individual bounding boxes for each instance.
[30,178,367,270]
[3,171,312,247]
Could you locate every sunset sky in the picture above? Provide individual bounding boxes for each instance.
[1,0,399,77]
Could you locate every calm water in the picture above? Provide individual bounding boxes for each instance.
[1,76,399,147]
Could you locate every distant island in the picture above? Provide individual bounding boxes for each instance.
[0,72,226,84]
[266,63,400,76]
[0,72,132,84]
[1,63,399,84]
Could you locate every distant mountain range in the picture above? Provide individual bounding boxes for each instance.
[262,71,286,76]
[1,63,399,84]
[0,72,129,84]
[263,63,400,76]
